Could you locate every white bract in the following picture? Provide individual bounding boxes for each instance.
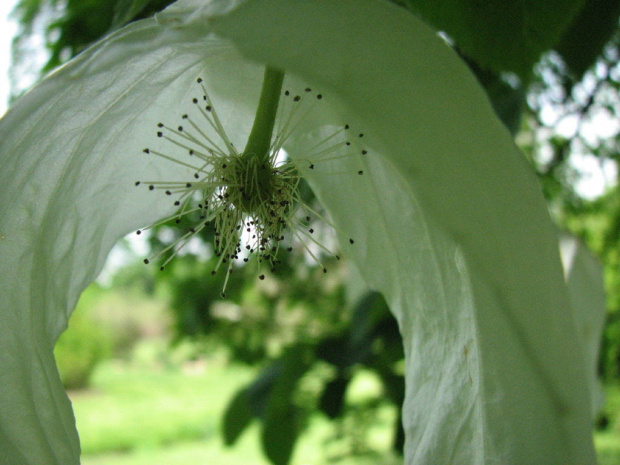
[0,0,602,464]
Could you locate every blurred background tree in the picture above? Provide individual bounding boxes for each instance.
[8,0,620,463]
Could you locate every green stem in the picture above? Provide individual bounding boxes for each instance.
[243,66,285,164]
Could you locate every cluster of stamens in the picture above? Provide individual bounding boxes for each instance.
[135,74,368,297]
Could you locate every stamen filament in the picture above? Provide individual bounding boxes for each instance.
[197,79,238,154]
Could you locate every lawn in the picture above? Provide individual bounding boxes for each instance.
[73,340,400,465]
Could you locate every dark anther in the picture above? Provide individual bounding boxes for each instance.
[143,258,150,264]
[345,124,350,129]
[160,266,165,271]
[284,90,290,96]
[174,201,180,206]
[157,132,163,137]
[220,292,226,298]
[197,77,203,83]
[259,274,265,280]
[309,164,314,169]
[362,150,367,155]
[293,95,301,102]
[345,142,351,146]
[309,228,314,234]
[149,185,154,190]
[178,126,183,131]
[206,105,212,111]
[192,98,198,104]
[359,133,364,138]
[305,87,311,92]
[157,123,164,128]
[186,183,192,188]
[189,150,194,155]
[317,94,323,99]
[349,238,355,244]
[358,171,364,175]
[323,268,327,273]
[211,271,217,276]
[136,230,142,235]
[143,148,150,153]
[135,181,141,186]
[165,190,172,195]
[175,219,181,224]
[335,255,340,260]
[194,173,199,179]
[287,247,293,252]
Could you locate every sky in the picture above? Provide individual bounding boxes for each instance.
[0,0,18,117]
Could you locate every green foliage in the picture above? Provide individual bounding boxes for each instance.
[54,286,111,389]
[12,0,175,74]
[555,0,620,79]
[221,292,405,464]
[399,0,587,79]
[111,0,164,30]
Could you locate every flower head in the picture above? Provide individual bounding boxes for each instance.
[135,71,365,296]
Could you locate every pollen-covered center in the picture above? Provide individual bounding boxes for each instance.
[227,153,277,213]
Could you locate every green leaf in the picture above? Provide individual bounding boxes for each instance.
[245,361,283,419]
[222,388,254,445]
[111,0,158,30]
[555,0,620,79]
[261,346,312,465]
[214,0,601,462]
[401,0,586,78]
[262,404,303,465]
[318,376,349,419]
[349,291,388,347]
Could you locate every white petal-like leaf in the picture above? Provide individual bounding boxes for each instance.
[212,0,599,463]
[0,2,253,463]
[560,232,607,419]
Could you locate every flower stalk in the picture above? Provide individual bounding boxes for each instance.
[242,66,285,165]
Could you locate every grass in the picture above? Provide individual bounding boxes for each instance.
[74,345,255,458]
[74,339,400,465]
